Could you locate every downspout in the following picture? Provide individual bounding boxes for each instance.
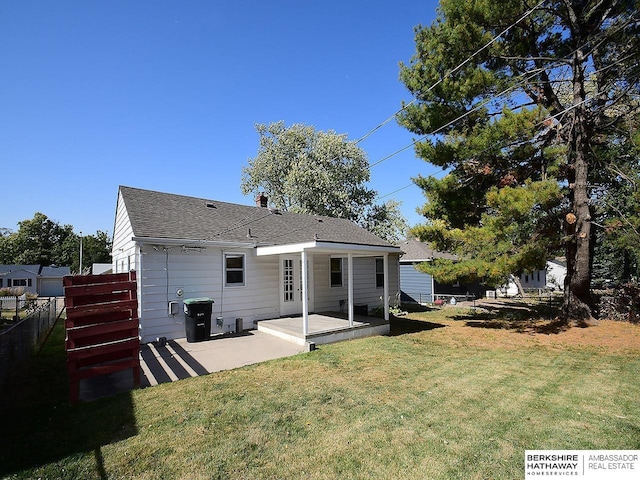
[348,253,354,327]
[219,249,225,320]
[383,253,389,321]
[430,265,435,304]
[136,241,144,340]
[301,250,308,336]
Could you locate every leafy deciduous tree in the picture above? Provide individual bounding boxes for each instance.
[0,213,112,273]
[241,121,408,242]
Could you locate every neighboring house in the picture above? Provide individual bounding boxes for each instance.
[0,264,70,296]
[91,263,112,275]
[497,260,567,297]
[112,186,402,343]
[398,238,484,304]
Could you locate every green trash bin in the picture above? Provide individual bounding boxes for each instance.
[183,297,214,342]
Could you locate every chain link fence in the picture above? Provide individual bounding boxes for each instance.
[0,297,64,388]
[592,285,640,322]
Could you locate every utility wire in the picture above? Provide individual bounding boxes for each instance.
[370,14,639,171]
[372,5,637,203]
[376,167,448,201]
[370,63,555,168]
[353,0,547,145]
[374,65,638,201]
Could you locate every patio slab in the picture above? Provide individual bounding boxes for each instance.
[139,330,306,387]
[77,313,389,401]
[77,330,305,400]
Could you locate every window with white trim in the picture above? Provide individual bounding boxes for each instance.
[225,253,245,286]
[330,257,343,287]
[375,257,384,288]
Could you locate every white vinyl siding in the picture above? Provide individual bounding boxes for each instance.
[137,247,280,343]
[112,191,136,274]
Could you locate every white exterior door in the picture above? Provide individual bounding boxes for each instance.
[280,256,302,316]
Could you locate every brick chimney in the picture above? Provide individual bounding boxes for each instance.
[256,193,268,208]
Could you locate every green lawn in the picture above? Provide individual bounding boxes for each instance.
[1,307,639,479]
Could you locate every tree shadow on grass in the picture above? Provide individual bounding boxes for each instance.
[389,315,447,336]
[0,322,138,478]
[451,298,568,335]
[464,318,571,334]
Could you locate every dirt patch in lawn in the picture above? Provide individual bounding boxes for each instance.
[465,318,640,352]
[405,299,640,353]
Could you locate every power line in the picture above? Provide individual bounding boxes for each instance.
[376,167,448,201]
[353,0,547,146]
[370,63,554,168]
[375,92,607,202]
[369,12,639,171]
[372,5,638,203]
[374,69,637,201]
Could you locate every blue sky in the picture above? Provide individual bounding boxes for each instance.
[0,1,441,237]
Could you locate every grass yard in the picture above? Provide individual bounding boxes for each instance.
[1,302,639,479]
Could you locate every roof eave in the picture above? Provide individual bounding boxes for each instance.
[256,241,401,256]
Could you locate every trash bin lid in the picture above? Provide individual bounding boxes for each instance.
[183,297,215,305]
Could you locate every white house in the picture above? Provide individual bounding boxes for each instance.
[112,186,402,344]
[497,260,567,297]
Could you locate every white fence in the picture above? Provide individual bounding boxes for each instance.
[0,294,27,311]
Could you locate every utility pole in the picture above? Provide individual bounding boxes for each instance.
[79,231,83,275]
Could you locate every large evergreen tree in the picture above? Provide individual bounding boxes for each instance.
[593,126,640,285]
[398,0,639,322]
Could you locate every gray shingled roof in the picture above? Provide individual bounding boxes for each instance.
[0,265,70,277]
[119,186,396,248]
[398,238,457,262]
[40,266,71,277]
[0,265,40,275]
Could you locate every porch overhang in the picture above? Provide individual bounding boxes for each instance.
[255,241,400,338]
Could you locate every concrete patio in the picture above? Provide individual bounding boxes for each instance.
[139,329,306,387]
[77,312,389,401]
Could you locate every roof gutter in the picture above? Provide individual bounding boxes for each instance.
[132,236,256,249]
[256,241,401,257]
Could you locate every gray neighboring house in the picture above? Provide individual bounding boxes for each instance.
[0,264,70,296]
[112,186,402,343]
[399,238,484,303]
